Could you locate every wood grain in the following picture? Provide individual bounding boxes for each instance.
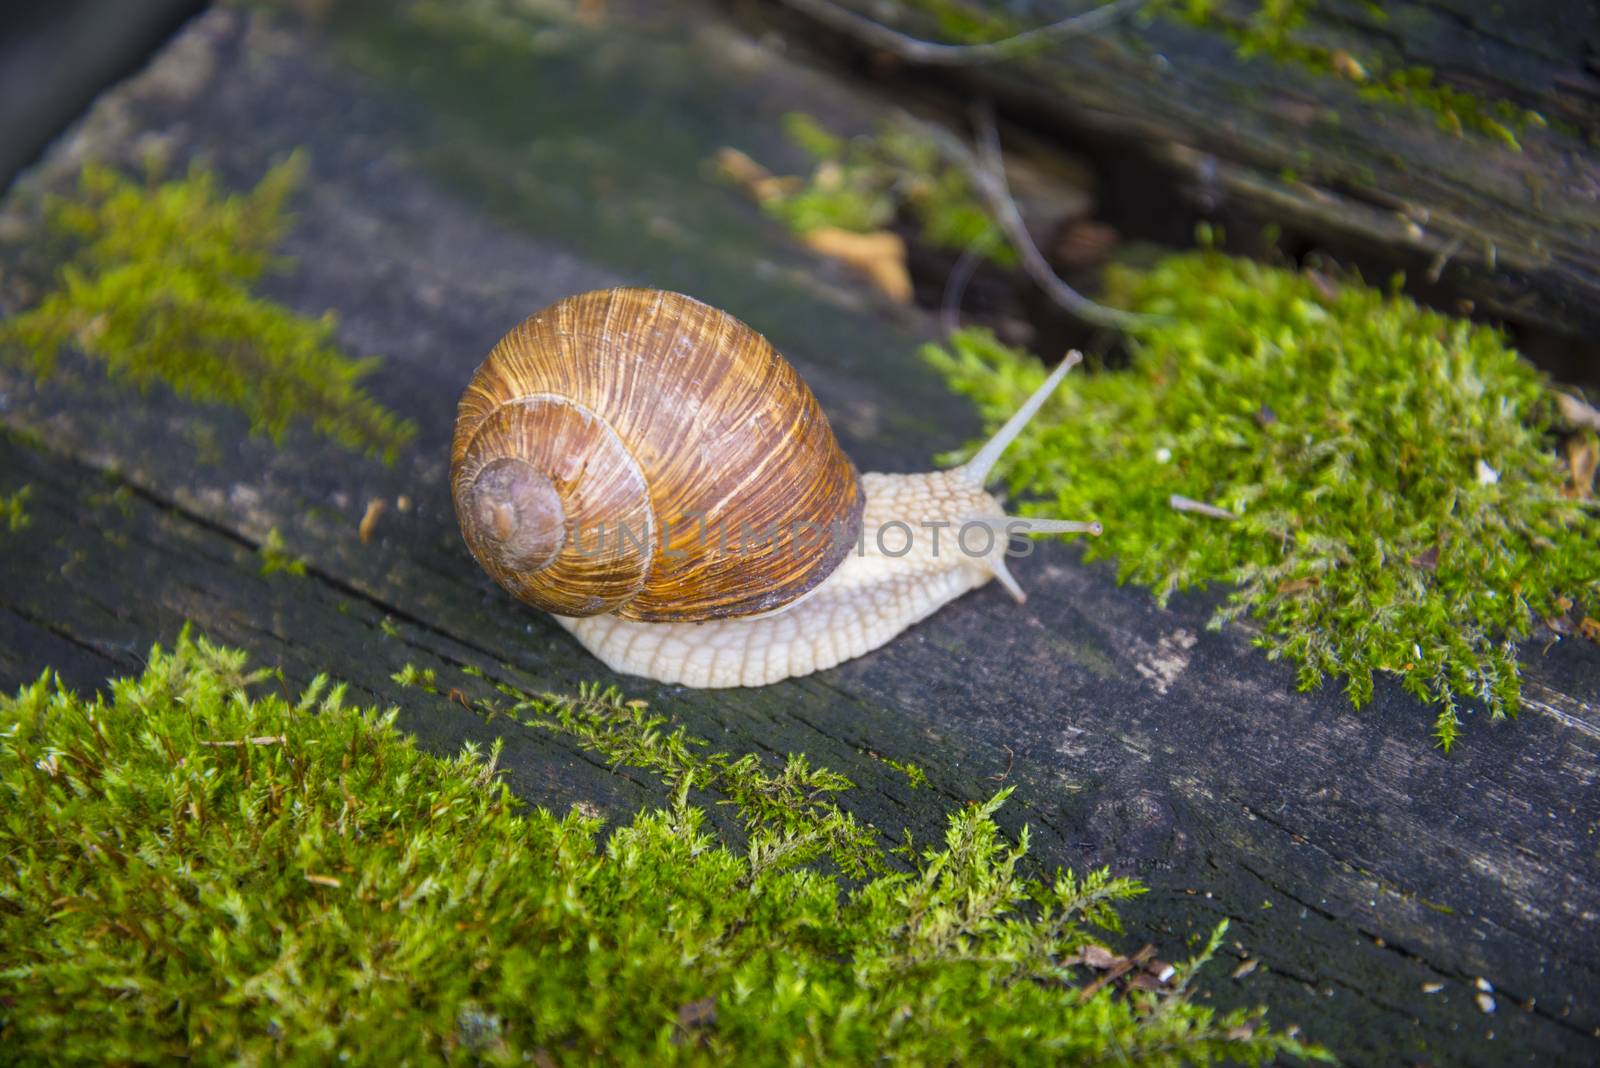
[0,4,1595,1063]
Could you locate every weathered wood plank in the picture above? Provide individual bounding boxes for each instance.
[750,0,1600,348]
[0,429,668,821]
[1,3,1596,1063]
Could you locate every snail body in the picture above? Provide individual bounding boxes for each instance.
[452,288,1096,687]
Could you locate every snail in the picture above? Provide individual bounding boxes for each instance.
[451,287,1098,687]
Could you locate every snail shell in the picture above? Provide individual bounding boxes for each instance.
[451,288,864,622]
[452,287,1097,687]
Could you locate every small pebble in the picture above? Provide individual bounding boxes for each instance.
[1475,977,1493,992]
[1477,992,1497,1014]
[1422,982,1445,994]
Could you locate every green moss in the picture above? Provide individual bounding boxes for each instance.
[898,0,1021,44]
[0,632,1327,1064]
[761,113,1016,266]
[877,753,930,789]
[1156,0,1545,149]
[780,111,847,160]
[403,662,886,877]
[926,250,1599,749]
[0,484,30,533]
[258,526,307,577]
[0,155,416,462]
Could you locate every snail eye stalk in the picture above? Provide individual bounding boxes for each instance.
[954,351,1099,604]
[956,350,1082,488]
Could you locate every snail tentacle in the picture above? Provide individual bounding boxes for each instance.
[956,350,1082,487]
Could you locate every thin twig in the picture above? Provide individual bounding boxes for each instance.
[910,104,1157,333]
[987,744,1015,782]
[1425,234,1464,284]
[775,0,1145,66]
[1077,944,1156,1003]
[199,734,287,747]
[941,231,994,334]
[1169,494,1238,520]
[972,103,1157,332]
[775,0,1158,332]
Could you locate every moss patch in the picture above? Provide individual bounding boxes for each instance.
[898,0,1021,44]
[257,527,308,577]
[1155,0,1546,149]
[875,751,930,789]
[0,484,30,534]
[927,250,1599,748]
[0,155,416,462]
[398,663,888,877]
[753,112,1015,266]
[0,632,1326,1064]
[819,0,1547,145]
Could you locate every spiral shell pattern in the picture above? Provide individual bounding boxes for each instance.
[451,288,865,622]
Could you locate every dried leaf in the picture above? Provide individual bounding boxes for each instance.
[1067,944,1120,969]
[1556,392,1600,432]
[712,148,801,204]
[1076,945,1154,1003]
[802,227,913,303]
[1564,433,1598,498]
[359,498,387,544]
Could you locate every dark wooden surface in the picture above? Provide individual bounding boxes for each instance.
[1,3,1597,1064]
[749,0,1600,369]
[0,0,205,192]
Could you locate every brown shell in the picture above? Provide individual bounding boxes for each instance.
[451,288,865,622]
